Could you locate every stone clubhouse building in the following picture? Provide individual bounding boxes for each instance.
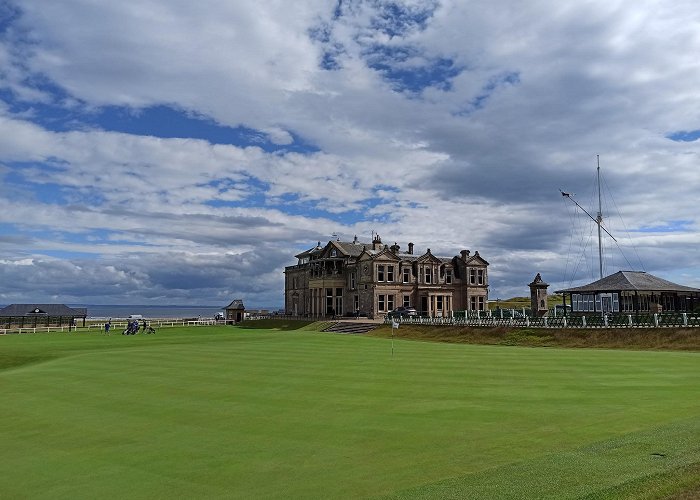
[284,235,489,319]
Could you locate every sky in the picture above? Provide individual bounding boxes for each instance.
[1,0,699,307]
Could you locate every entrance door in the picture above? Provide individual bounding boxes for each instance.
[421,296,428,315]
[600,293,613,313]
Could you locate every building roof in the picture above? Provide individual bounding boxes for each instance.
[0,304,88,317]
[555,271,700,294]
[224,299,245,310]
[333,240,371,257]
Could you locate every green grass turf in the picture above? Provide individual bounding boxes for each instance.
[1,326,699,499]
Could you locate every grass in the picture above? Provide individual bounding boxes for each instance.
[1,325,699,499]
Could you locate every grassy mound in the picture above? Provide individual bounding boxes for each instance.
[368,324,700,351]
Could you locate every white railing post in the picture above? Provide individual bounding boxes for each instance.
[604,315,608,327]
[544,317,548,328]
[654,314,659,327]
[526,317,530,327]
[582,316,587,328]
[563,316,567,328]
[628,315,632,326]
[683,312,688,326]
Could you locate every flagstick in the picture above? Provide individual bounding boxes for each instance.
[391,326,394,357]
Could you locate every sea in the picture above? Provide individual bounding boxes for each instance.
[0,303,283,320]
[70,305,228,320]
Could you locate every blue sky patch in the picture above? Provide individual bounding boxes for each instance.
[370,2,437,38]
[666,130,700,142]
[366,49,462,94]
[0,2,21,34]
[455,71,521,115]
[632,220,693,233]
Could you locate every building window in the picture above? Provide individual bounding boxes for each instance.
[445,269,452,284]
[477,269,484,285]
[403,295,410,307]
[470,296,476,310]
[387,265,394,282]
[638,294,649,311]
[469,268,476,284]
[663,295,674,311]
[330,248,337,257]
[478,296,485,310]
[354,294,359,312]
[425,267,432,284]
[377,265,385,282]
[350,271,356,289]
[388,294,395,311]
[402,267,410,283]
[378,294,386,312]
[326,288,333,315]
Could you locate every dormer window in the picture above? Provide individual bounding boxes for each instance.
[330,249,337,257]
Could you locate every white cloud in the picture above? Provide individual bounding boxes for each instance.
[1,0,700,304]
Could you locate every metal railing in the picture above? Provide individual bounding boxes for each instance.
[387,312,700,329]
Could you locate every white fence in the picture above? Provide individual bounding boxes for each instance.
[0,318,226,335]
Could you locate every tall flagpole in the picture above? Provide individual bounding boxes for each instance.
[596,155,604,280]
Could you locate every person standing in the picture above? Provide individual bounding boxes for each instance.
[105,321,111,335]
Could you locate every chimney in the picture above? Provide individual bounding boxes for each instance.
[390,242,400,253]
[460,249,470,262]
[408,242,414,254]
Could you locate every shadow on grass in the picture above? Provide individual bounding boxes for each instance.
[237,319,317,331]
[0,354,59,371]
[384,418,700,500]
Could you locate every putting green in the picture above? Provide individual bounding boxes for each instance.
[1,326,698,499]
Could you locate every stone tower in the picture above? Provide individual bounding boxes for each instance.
[529,273,549,316]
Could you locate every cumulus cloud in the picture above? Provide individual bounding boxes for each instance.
[1,0,700,305]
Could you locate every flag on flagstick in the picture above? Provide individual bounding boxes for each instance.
[391,319,398,357]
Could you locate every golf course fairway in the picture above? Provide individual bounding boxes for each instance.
[1,325,699,499]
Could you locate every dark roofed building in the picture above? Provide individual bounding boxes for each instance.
[224,299,245,324]
[555,271,700,314]
[0,304,88,328]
